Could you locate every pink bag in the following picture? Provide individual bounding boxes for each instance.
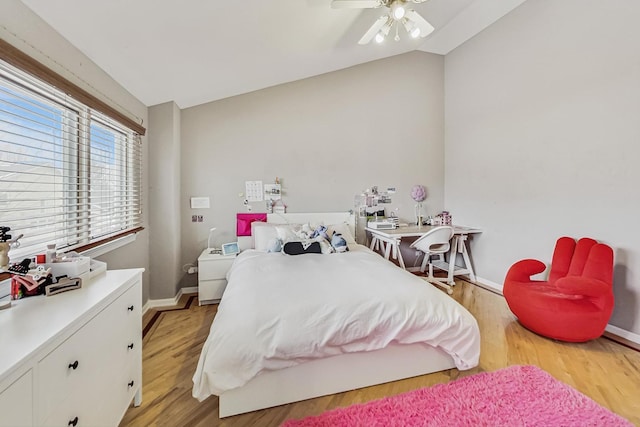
[236,213,267,236]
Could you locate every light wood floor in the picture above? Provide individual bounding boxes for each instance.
[120,280,640,427]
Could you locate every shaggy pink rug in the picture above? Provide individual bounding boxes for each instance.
[281,365,631,427]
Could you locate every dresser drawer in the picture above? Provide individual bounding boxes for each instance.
[41,388,104,427]
[41,359,135,427]
[85,340,141,427]
[0,370,33,427]
[37,305,112,419]
[198,257,234,281]
[109,281,142,335]
[198,279,227,303]
[113,360,141,424]
[108,331,141,387]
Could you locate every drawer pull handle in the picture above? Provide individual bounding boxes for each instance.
[68,360,79,370]
[128,343,134,350]
[68,416,79,426]
[128,380,135,388]
[128,305,134,311]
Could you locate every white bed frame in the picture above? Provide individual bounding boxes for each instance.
[219,343,455,417]
[220,212,457,418]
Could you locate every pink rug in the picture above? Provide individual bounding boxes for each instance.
[282,365,631,427]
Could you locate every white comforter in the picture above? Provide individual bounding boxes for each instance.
[192,246,480,400]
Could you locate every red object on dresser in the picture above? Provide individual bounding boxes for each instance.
[503,236,615,342]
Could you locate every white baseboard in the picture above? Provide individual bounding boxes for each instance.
[181,286,198,295]
[142,297,177,314]
[605,324,640,348]
[143,286,199,315]
[474,276,503,294]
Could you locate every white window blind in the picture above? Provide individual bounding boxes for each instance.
[0,60,142,263]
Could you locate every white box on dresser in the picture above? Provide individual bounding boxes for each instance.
[197,249,235,305]
[0,268,144,427]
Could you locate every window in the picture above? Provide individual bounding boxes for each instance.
[0,60,142,261]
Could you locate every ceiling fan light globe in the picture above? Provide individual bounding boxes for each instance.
[391,2,405,20]
[375,32,385,43]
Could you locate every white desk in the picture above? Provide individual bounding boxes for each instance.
[366,225,482,283]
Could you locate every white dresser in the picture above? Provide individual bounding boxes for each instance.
[0,269,144,427]
[197,249,235,305]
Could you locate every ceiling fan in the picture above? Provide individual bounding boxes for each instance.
[332,0,435,45]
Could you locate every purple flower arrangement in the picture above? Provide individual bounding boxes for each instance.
[411,185,426,202]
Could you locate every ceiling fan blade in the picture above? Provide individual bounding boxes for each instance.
[358,15,390,45]
[405,9,435,37]
[331,0,383,9]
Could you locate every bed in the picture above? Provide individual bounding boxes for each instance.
[192,212,481,417]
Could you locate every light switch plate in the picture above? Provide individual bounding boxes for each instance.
[190,197,210,209]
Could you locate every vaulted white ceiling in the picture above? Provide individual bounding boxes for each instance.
[20,0,526,108]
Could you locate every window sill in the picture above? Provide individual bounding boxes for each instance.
[0,228,142,284]
[80,232,137,259]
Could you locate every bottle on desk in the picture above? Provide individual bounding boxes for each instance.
[45,243,57,263]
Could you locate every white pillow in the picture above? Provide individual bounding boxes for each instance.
[252,222,279,252]
[276,224,302,243]
[327,222,357,245]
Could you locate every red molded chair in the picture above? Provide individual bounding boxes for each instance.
[503,236,614,342]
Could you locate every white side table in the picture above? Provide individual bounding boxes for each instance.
[197,249,236,305]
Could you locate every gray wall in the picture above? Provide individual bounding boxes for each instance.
[1,0,151,302]
[148,102,182,299]
[177,51,445,287]
[444,0,640,336]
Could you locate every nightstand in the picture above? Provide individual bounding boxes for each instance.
[197,249,236,305]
